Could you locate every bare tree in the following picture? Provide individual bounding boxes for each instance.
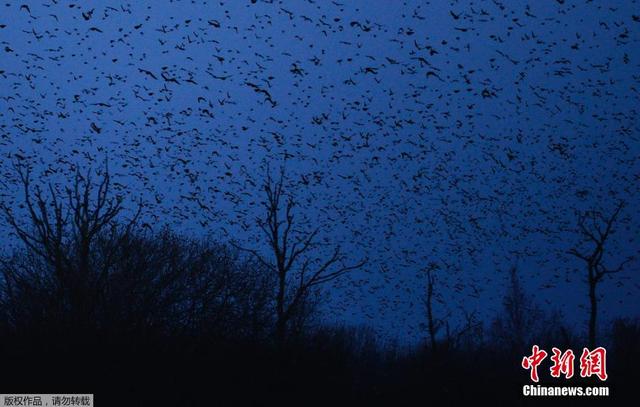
[568,201,633,348]
[237,167,366,346]
[424,262,440,352]
[1,161,140,329]
[1,160,285,345]
[502,266,530,350]
[490,265,542,353]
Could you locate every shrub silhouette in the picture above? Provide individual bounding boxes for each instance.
[0,163,636,406]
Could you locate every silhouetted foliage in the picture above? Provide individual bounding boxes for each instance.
[423,262,441,353]
[235,166,366,347]
[0,163,636,407]
[568,201,633,348]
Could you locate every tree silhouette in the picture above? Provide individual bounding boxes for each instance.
[237,167,366,346]
[0,161,140,330]
[490,266,544,354]
[0,162,637,405]
[0,161,276,343]
[568,201,633,348]
[424,262,441,352]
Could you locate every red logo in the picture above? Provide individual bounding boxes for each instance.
[522,345,548,382]
[550,348,575,379]
[522,345,607,382]
[579,347,608,381]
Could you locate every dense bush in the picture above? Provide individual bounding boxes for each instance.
[0,166,636,406]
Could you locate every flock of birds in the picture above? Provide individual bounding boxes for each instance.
[0,0,638,341]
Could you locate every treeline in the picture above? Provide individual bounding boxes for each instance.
[0,164,638,406]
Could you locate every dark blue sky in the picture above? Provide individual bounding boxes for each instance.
[1,0,638,343]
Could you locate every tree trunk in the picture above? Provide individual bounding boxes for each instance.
[276,273,286,347]
[426,269,437,353]
[588,273,597,349]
